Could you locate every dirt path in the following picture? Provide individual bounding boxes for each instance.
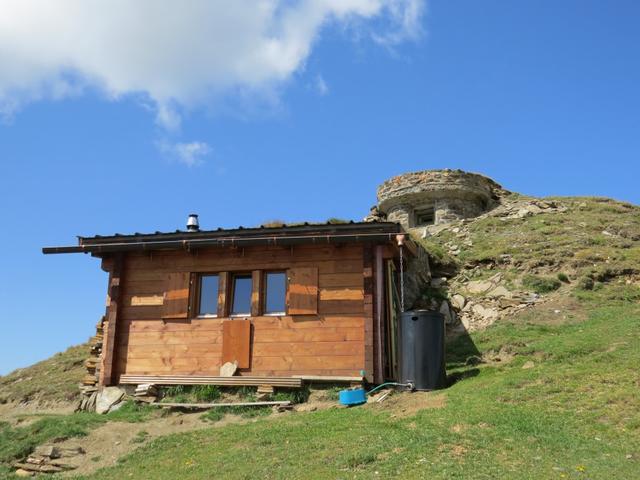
[0,401,75,426]
[54,411,211,477]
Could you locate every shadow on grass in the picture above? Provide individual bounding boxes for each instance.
[445,327,482,386]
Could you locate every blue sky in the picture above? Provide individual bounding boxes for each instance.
[1,0,639,374]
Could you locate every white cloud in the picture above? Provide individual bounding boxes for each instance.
[372,0,425,47]
[158,140,211,167]
[0,0,425,127]
[315,75,329,96]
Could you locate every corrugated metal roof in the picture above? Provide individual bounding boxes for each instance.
[43,221,406,255]
[79,220,399,243]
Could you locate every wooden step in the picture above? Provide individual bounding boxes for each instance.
[119,374,302,388]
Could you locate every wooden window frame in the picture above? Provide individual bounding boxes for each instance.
[262,270,287,316]
[194,273,220,319]
[187,268,316,319]
[229,272,253,318]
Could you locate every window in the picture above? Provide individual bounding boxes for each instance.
[197,274,219,317]
[231,274,253,316]
[415,206,435,226]
[264,272,287,315]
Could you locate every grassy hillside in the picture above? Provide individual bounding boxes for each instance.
[0,343,88,404]
[74,285,639,479]
[0,195,638,479]
[422,195,640,289]
[73,196,640,479]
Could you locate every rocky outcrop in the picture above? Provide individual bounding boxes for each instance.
[425,197,568,258]
[408,197,566,332]
[368,170,571,333]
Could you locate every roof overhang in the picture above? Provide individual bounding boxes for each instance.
[42,222,416,256]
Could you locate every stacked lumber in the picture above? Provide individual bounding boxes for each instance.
[256,384,274,401]
[77,317,105,411]
[134,383,158,403]
[13,445,84,475]
[84,316,105,386]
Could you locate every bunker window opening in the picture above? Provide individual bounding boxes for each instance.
[197,274,219,317]
[231,273,253,317]
[415,206,435,226]
[264,271,287,315]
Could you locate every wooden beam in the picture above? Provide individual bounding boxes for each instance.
[100,253,123,386]
[362,245,375,383]
[291,375,364,382]
[374,245,385,384]
[151,400,291,409]
[119,374,302,388]
[251,270,262,316]
[217,272,228,318]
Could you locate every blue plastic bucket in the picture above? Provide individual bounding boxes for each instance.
[339,388,367,406]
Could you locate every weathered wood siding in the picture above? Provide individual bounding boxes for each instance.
[112,244,370,379]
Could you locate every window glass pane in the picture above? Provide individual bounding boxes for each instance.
[198,275,219,316]
[265,272,286,314]
[231,274,252,315]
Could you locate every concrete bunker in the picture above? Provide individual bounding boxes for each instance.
[376,169,506,230]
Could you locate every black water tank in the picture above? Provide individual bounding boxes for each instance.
[399,310,446,391]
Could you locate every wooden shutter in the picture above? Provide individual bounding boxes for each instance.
[222,320,251,368]
[287,267,318,315]
[162,272,191,319]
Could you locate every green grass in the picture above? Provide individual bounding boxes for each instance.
[73,285,640,479]
[522,274,562,294]
[455,197,640,279]
[0,343,89,404]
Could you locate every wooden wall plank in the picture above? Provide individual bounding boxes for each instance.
[116,243,371,378]
[162,272,190,319]
[287,267,318,315]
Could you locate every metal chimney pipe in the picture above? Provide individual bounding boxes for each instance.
[186,214,200,232]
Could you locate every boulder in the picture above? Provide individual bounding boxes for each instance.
[488,273,503,283]
[220,361,238,377]
[33,446,60,459]
[466,280,494,294]
[498,297,522,308]
[96,387,125,414]
[430,277,448,288]
[439,301,456,325]
[14,469,34,477]
[471,304,499,322]
[450,294,466,311]
[486,286,511,298]
[514,208,533,218]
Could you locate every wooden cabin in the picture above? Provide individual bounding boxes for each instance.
[44,221,417,388]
